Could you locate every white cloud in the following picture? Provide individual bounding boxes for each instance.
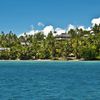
[78,26,91,31]
[18,30,39,37]
[42,25,54,36]
[19,21,94,37]
[86,27,91,31]
[19,25,54,37]
[26,30,39,35]
[67,24,76,32]
[42,26,66,36]
[37,22,45,27]
[54,28,66,36]
[67,24,91,32]
[91,17,100,26]
[78,26,85,30]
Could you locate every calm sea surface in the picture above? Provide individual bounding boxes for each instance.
[0,61,100,100]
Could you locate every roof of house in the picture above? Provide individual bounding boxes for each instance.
[55,33,71,38]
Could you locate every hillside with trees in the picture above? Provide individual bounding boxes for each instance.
[0,24,100,60]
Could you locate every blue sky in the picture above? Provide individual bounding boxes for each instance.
[0,0,100,34]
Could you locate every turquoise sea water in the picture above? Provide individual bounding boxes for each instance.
[0,61,100,100]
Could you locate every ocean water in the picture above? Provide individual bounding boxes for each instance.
[0,61,100,100]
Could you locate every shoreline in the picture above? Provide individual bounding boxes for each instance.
[0,59,100,62]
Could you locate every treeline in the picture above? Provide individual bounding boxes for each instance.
[0,24,100,60]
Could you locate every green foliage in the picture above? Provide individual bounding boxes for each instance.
[81,46,97,60]
[0,24,100,60]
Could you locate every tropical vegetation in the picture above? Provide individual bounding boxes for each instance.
[0,24,100,60]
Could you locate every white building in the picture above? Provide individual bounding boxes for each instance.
[0,48,10,51]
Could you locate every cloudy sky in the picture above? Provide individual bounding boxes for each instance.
[0,0,100,35]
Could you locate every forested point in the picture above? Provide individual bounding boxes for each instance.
[0,24,100,60]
